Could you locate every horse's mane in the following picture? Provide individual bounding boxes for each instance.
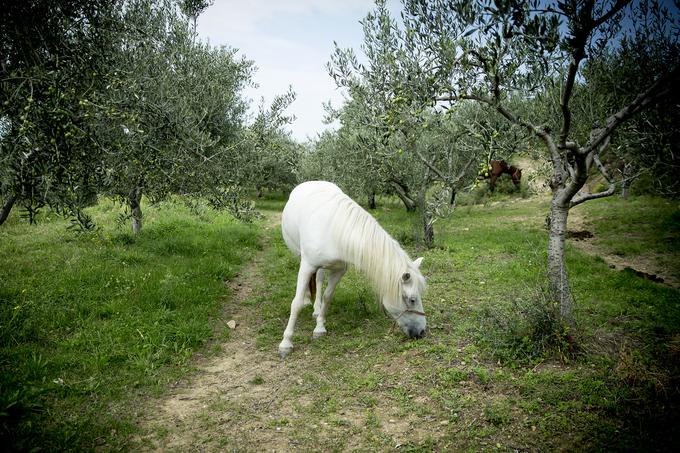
[329,193,423,305]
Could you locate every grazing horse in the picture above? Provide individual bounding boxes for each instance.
[279,181,427,358]
[483,159,522,191]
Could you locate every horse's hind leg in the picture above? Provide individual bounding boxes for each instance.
[279,261,317,358]
[312,269,326,318]
[313,266,347,339]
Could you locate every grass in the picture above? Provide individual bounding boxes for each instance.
[577,196,680,281]
[240,193,679,451]
[0,197,260,451]
[1,191,679,451]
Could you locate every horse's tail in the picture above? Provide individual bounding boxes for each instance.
[308,272,317,301]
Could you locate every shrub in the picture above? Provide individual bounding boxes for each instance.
[476,286,577,365]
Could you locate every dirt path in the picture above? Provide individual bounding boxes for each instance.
[136,212,303,451]
[568,210,679,289]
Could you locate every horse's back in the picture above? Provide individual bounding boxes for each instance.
[281,181,345,263]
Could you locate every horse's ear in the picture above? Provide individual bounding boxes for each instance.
[413,257,423,268]
[402,272,411,282]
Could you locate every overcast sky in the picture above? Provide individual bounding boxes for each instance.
[196,0,383,142]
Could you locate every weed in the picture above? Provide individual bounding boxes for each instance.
[484,399,512,426]
[250,375,265,385]
[476,286,577,365]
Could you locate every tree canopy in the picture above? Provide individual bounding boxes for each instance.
[0,0,295,230]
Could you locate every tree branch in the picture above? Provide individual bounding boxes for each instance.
[413,147,449,182]
[451,156,476,186]
[581,64,680,155]
[558,0,630,150]
[570,137,615,207]
[592,0,631,29]
[558,57,581,149]
[435,92,566,188]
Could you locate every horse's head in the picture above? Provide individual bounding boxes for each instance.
[383,257,427,338]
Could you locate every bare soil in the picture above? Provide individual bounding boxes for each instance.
[136,242,290,451]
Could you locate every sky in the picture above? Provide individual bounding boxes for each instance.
[196,0,382,142]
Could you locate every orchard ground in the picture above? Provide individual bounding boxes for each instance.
[1,190,678,451]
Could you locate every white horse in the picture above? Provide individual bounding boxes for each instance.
[278,181,427,358]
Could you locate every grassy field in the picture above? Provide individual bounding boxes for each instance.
[0,198,261,450]
[1,192,679,451]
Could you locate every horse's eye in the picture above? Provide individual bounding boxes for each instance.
[409,297,416,305]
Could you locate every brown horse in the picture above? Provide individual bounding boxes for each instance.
[482,159,522,191]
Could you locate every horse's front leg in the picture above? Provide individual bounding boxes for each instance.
[313,266,347,339]
[279,261,317,358]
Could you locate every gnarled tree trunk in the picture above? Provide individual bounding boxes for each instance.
[449,187,456,206]
[128,187,143,234]
[621,162,633,199]
[389,180,417,212]
[0,194,16,225]
[422,213,434,248]
[547,199,574,326]
[368,191,376,209]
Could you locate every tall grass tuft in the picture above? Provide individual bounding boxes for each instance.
[476,285,577,365]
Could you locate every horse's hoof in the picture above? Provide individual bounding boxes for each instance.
[312,329,326,339]
[279,347,292,359]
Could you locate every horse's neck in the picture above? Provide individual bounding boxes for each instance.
[335,203,405,300]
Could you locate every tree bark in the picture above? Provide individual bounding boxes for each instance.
[128,187,143,234]
[449,187,456,206]
[423,214,434,248]
[548,196,575,328]
[389,180,417,212]
[368,191,376,209]
[416,180,435,248]
[0,194,16,225]
[621,162,633,199]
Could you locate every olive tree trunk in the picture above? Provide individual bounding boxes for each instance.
[0,194,16,225]
[422,212,434,248]
[368,191,376,209]
[547,200,573,324]
[620,162,633,199]
[389,180,417,212]
[128,187,143,234]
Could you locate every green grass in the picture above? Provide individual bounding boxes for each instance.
[243,193,679,451]
[0,197,260,451]
[2,192,679,451]
[577,195,680,280]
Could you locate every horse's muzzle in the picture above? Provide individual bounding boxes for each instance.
[407,325,426,339]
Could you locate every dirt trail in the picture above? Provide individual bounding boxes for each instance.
[136,212,300,451]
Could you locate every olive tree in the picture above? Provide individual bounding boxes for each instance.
[580,31,680,197]
[96,0,255,233]
[237,89,300,197]
[1,0,255,232]
[0,0,118,225]
[328,0,482,246]
[398,0,679,326]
